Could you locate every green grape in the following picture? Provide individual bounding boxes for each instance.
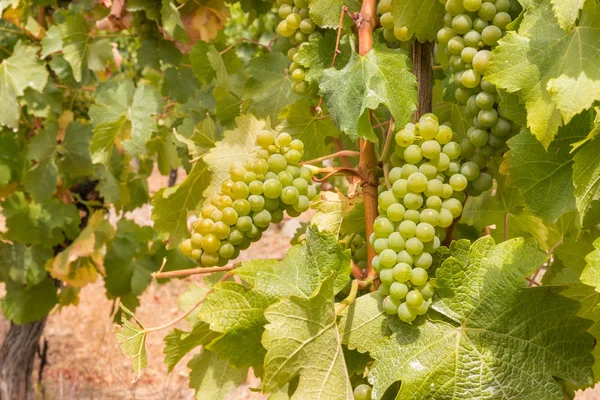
[420,208,440,226]
[395,128,415,147]
[191,232,204,248]
[421,140,441,159]
[461,69,481,88]
[403,192,424,209]
[372,255,382,272]
[488,133,506,149]
[394,26,410,41]
[268,154,288,173]
[378,282,390,295]
[287,47,298,61]
[380,12,395,29]
[452,14,473,34]
[277,20,295,37]
[472,50,491,75]
[212,221,231,240]
[398,303,417,322]
[279,4,293,18]
[383,296,400,315]
[299,19,316,34]
[390,282,409,299]
[447,36,465,55]
[441,183,454,199]
[201,204,218,219]
[286,13,302,30]
[397,250,414,265]
[393,262,412,282]
[246,224,262,240]
[449,173,468,191]
[442,198,463,218]
[353,384,372,400]
[253,209,272,228]
[454,87,472,104]
[292,81,308,94]
[388,231,406,251]
[420,282,435,299]
[380,268,395,285]
[450,55,466,72]
[416,222,436,242]
[247,195,265,212]
[252,159,269,175]
[392,179,408,198]
[405,237,424,255]
[374,217,395,237]
[478,108,498,127]
[264,179,283,199]
[407,172,428,193]
[291,68,305,82]
[389,167,403,183]
[379,190,397,210]
[442,142,461,160]
[478,2,496,20]
[377,0,392,14]
[231,182,249,200]
[414,301,429,315]
[494,0,510,12]
[431,153,450,172]
[445,0,466,16]
[437,27,456,44]
[414,252,433,269]
[201,252,219,267]
[217,196,233,210]
[481,25,502,46]
[492,118,511,137]
[201,234,221,253]
[418,113,439,140]
[281,186,300,205]
[248,181,263,195]
[406,290,424,308]
[387,203,406,222]
[404,209,421,223]
[476,92,495,110]
[257,130,276,148]
[419,163,438,180]
[460,161,480,181]
[469,128,489,147]
[219,242,235,259]
[228,229,244,245]
[236,215,253,232]
[181,239,193,256]
[472,172,493,192]
[382,28,397,42]
[404,145,423,164]
[411,268,429,286]
[195,219,214,235]
[374,238,389,253]
[436,125,454,145]
[190,249,202,260]
[380,249,398,268]
[233,199,251,216]
[472,17,488,32]
[401,164,419,178]
[463,0,482,12]
[463,30,481,47]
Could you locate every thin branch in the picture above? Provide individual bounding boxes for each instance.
[144,272,233,333]
[332,6,349,67]
[503,212,509,241]
[379,119,395,163]
[153,264,237,279]
[300,150,360,165]
[220,37,271,55]
[312,166,370,184]
[383,164,391,189]
[432,65,444,71]
[335,279,359,315]
[54,83,95,92]
[372,120,391,129]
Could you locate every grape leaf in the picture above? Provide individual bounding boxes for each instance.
[161,0,188,43]
[236,225,352,299]
[320,37,417,141]
[486,0,600,147]
[0,41,49,128]
[55,10,92,82]
[277,98,340,161]
[0,242,51,286]
[190,41,216,84]
[57,121,95,179]
[391,0,445,41]
[115,303,147,380]
[501,112,591,223]
[311,190,363,237]
[262,274,354,398]
[581,238,600,292]
[202,114,265,199]
[41,25,62,58]
[47,211,114,287]
[175,116,218,160]
[361,236,594,399]
[23,123,58,202]
[462,174,549,248]
[2,192,80,247]
[308,0,360,28]
[244,52,299,121]
[573,136,600,223]
[151,160,210,247]
[125,84,162,155]
[162,65,200,103]
[198,282,272,368]
[163,322,218,372]
[187,349,248,400]
[551,0,586,31]
[1,277,58,324]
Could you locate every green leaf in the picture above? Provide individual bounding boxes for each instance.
[115,303,147,380]
[462,173,550,248]
[391,0,445,41]
[573,136,600,223]
[311,190,363,237]
[56,10,89,82]
[187,349,248,400]
[124,84,162,155]
[162,65,200,103]
[364,236,594,399]
[244,52,299,121]
[23,123,58,202]
[202,114,266,200]
[175,116,218,160]
[320,38,417,141]
[337,292,391,353]
[0,242,51,286]
[308,0,360,28]
[164,322,218,372]
[486,0,600,147]
[0,41,49,128]
[151,160,210,247]
[190,41,216,84]
[277,98,340,161]
[41,25,62,58]
[198,282,272,368]
[551,0,585,31]
[161,0,188,43]
[502,112,591,222]
[57,121,95,179]
[1,278,58,324]
[262,274,354,398]
[236,225,352,299]
[581,238,600,291]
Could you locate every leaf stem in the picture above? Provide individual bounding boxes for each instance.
[335,279,359,315]
[299,150,360,165]
[503,212,509,241]
[379,119,395,163]
[219,37,271,55]
[152,264,237,279]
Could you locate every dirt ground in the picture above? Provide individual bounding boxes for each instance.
[0,167,600,399]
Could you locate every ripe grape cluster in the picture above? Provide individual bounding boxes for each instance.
[180,131,316,266]
[374,113,491,323]
[437,0,516,192]
[276,0,322,94]
[377,0,411,42]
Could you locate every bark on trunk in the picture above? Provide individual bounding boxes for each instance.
[412,40,435,122]
[0,318,46,400]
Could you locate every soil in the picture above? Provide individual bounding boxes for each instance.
[0,167,599,399]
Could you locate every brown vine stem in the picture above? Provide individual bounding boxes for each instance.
[312,166,370,183]
[411,41,435,122]
[335,279,359,315]
[299,150,360,165]
[153,264,237,279]
[143,272,233,334]
[356,0,378,281]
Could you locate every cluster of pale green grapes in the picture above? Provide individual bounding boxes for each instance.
[377,0,411,42]
[275,0,322,94]
[374,113,491,323]
[437,0,517,193]
[180,131,316,266]
[341,234,369,270]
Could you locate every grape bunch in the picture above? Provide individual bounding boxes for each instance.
[275,0,322,94]
[180,131,317,266]
[374,113,491,323]
[341,234,369,270]
[377,0,412,42]
[437,0,517,188]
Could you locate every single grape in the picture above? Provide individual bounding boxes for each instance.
[416,222,436,242]
[473,17,488,32]
[461,161,480,181]
[201,252,219,267]
[437,27,456,44]
[421,140,441,159]
[492,118,512,137]
[401,164,419,178]
[393,262,412,282]
[420,208,440,226]
[461,69,481,89]
[374,217,395,237]
[392,179,408,198]
[395,128,415,147]
[445,0,466,15]
[201,234,221,253]
[404,209,421,223]
[469,128,489,147]
[463,0,482,12]
[212,221,231,240]
[404,145,423,164]
[379,190,397,210]
[452,14,473,34]
[411,268,429,286]
[406,237,424,255]
[398,220,417,238]
[387,203,406,222]
[236,215,253,232]
[478,2,496,20]
[390,282,409,299]
[253,209,272,228]
[419,162,438,179]
[377,0,392,13]
[268,154,288,173]
[472,172,493,192]
[190,249,202,260]
[383,296,400,315]
[449,173,468,191]
[447,36,465,55]
[436,125,454,145]
[373,238,389,254]
[420,282,435,299]
[481,25,502,46]
[418,113,440,140]
[388,231,406,252]
[181,239,193,256]
[442,198,464,218]
[248,195,265,212]
[398,303,417,323]
[472,50,491,75]
[463,30,481,47]
[380,268,395,285]
[263,179,283,199]
[443,142,462,160]
[414,252,433,269]
[397,250,414,265]
[407,172,428,193]
[406,290,424,308]
[354,384,372,400]
[380,248,398,268]
[378,282,390,295]
[380,12,394,29]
